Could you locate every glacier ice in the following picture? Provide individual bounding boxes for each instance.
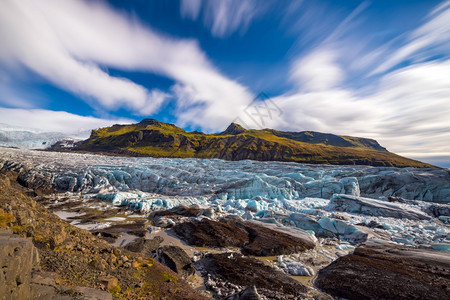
[327,194,431,220]
[0,147,449,248]
[1,148,448,203]
[0,123,70,149]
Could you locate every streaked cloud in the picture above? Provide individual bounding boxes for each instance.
[0,107,134,134]
[372,0,450,75]
[234,1,450,165]
[0,0,252,129]
[180,0,267,37]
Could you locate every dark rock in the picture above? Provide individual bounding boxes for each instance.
[242,220,316,255]
[148,205,203,228]
[172,217,248,248]
[172,217,315,256]
[424,203,450,218]
[156,245,195,279]
[124,236,163,254]
[91,221,147,242]
[315,239,450,300]
[197,253,308,299]
[225,286,261,300]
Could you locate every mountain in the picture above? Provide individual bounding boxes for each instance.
[74,119,433,168]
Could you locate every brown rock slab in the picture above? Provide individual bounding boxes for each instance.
[315,239,450,300]
[172,217,316,256]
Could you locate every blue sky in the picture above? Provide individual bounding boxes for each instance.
[0,0,449,167]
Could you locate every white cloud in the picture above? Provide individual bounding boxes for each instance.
[180,0,265,37]
[0,0,252,127]
[290,49,344,92]
[0,108,134,134]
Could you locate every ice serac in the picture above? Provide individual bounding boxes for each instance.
[328,194,431,220]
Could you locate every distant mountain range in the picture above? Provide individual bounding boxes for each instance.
[73,119,433,168]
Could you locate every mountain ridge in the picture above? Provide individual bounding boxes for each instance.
[73,119,433,168]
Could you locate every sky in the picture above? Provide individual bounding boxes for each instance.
[0,0,449,167]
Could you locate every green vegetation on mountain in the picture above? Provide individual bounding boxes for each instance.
[75,119,433,168]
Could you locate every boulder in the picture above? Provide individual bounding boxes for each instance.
[98,276,118,291]
[124,236,163,254]
[242,220,316,255]
[328,194,431,220]
[315,239,450,300]
[156,245,195,279]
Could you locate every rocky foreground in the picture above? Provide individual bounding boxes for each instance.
[0,171,205,300]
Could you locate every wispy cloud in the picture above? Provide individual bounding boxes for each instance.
[0,0,252,130]
[372,0,450,75]
[180,0,267,37]
[0,107,134,134]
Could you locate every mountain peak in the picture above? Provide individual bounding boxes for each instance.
[221,123,247,135]
[138,119,161,126]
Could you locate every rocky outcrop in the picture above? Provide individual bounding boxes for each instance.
[0,230,40,300]
[0,230,113,300]
[172,217,316,256]
[220,123,247,135]
[315,239,450,300]
[0,172,207,300]
[328,194,431,220]
[156,245,195,279]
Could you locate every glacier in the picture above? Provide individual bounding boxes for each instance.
[0,123,70,149]
[0,147,449,247]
